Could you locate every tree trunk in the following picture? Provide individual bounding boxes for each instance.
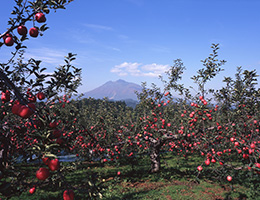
[0,126,10,173]
[149,139,162,173]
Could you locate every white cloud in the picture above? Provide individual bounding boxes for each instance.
[111,62,170,77]
[25,47,68,66]
[83,23,113,31]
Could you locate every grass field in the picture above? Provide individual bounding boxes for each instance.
[0,153,256,200]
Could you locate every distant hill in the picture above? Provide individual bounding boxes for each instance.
[82,79,142,102]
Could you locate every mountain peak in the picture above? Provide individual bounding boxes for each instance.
[83,79,142,101]
[116,79,126,83]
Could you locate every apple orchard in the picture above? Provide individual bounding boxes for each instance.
[0,0,260,199]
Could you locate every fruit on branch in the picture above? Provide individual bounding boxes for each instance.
[18,103,36,118]
[42,156,50,165]
[48,158,60,171]
[12,101,21,115]
[37,92,45,100]
[17,25,28,36]
[4,35,14,46]
[29,27,39,38]
[197,165,203,171]
[205,159,210,166]
[3,33,12,40]
[227,175,232,181]
[63,189,75,200]
[36,167,50,180]
[1,90,11,102]
[28,95,36,102]
[35,13,46,23]
[29,186,36,194]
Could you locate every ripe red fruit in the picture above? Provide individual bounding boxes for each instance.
[63,189,75,200]
[48,159,60,171]
[4,36,14,46]
[234,142,239,147]
[36,167,50,180]
[164,91,169,96]
[1,90,11,102]
[227,175,232,181]
[243,154,249,159]
[28,95,36,102]
[205,159,210,165]
[29,186,36,194]
[250,143,256,149]
[197,165,203,171]
[17,25,28,36]
[3,33,12,40]
[42,156,50,165]
[12,102,21,115]
[18,103,35,118]
[35,13,46,23]
[29,27,39,37]
[37,92,45,100]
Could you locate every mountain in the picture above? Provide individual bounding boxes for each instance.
[82,79,142,101]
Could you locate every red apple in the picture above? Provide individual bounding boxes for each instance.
[48,159,60,171]
[12,102,21,115]
[4,36,14,46]
[63,189,74,200]
[29,186,36,194]
[1,90,11,102]
[227,175,232,181]
[28,95,36,102]
[205,159,210,166]
[3,33,12,41]
[37,92,45,100]
[35,13,46,23]
[42,156,50,165]
[197,165,203,171]
[36,167,50,180]
[250,143,256,149]
[18,103,35,118]
[17,25,28,36]
[29,27,39,38]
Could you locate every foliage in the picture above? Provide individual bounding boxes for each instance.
[1,1,260,199]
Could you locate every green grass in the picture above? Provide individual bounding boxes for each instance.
[0,153,256,200]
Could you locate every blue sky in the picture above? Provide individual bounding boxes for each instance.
[1,0,260,95]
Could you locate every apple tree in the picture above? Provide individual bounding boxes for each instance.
[0,0,104,199]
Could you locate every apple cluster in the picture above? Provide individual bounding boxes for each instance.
[2,12,46,47]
